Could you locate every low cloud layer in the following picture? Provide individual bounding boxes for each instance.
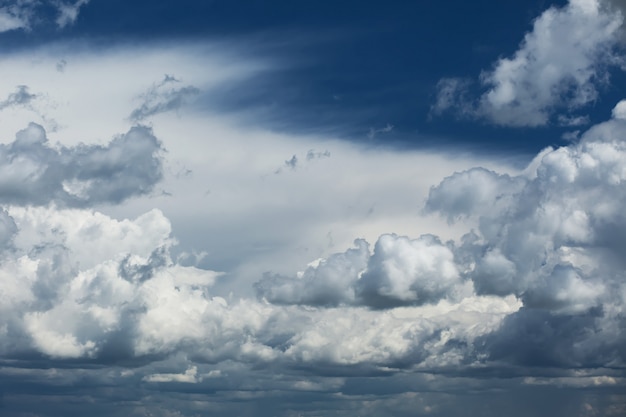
[432,0,625,126]
[0,123,163,206]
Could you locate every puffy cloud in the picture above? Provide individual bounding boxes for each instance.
[255,239,369,306]
[0,202,521,373]
[424,106,626,369]
[0,206,224,360]
[256,235,469,309]
[256,103,626,372]
[433,0,625,126]
[0,123,163,206]
[356,234,467,309]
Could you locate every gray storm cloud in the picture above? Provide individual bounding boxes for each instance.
[0,123,163,206]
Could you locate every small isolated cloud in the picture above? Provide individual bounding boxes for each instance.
[274,149,330,174]
[0,123,164,206]
[0,85,37,111]
[367,123,394,140]
[306,149,331,161]
[56,59,67,72]
[433,0,625,126]
[284,154,297,169]
[130,75,200,122]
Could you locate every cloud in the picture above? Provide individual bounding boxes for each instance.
[0,0,36,33]
[0,123,163,206]
[53,0,89,28]
[256,102,626,372]
[129,75,200,122]
[367,123,394,140]
[0,201,520,372]
[143,366,200,383]
[433,0,625,126]
[1,33,625,416]
[0,85,37,111]
[612,98,626,118]
[256,234,471,309]
[0,0,89,33]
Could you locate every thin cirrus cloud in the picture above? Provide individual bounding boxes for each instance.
[432,0,625,126]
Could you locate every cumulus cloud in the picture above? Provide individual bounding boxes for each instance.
[0,123,163,206]
[255,103,626,373]
[0,202,521,373]
[433,0,625,126]
[0,206,221,359]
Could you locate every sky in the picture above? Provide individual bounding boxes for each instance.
[0,0,625,416]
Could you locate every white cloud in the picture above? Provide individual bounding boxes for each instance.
[1,30,625,416]
[0,0,36,33]
[0,0,89,33]
[433,0,625,126]
[612,99,626,119]
[143,366,200,383]
[54,0,89,28]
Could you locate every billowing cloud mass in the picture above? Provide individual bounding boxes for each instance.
[433,0,625,126]
[2,1,626,415]
[2,104,625,415]
[257,103,626,371]
[0,123,163,206]
[2,93,625,417]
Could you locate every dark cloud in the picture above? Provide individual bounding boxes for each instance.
[0,123,164,206]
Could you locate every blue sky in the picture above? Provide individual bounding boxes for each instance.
[0,1,626,416]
